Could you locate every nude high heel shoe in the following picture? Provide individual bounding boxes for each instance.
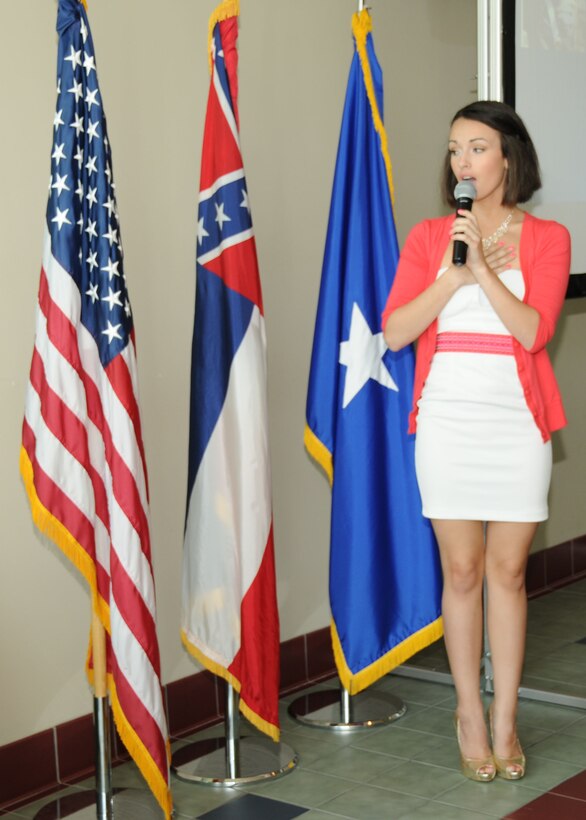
[453,713,496,782]
[488,704,526,780]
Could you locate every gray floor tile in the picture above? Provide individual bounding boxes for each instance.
[514,754,582,792]
[562,715,586,739]
[289,722,384,746]
[350,726,449,763]
[516,699,586,731]
[367,760,464,798]
[295,812,348,820]
[515,724,550,748]
[303,745,405,782]
[524,618,586,642]
[382,677,455,707]
[530,731,586,766]
[523,636,561,660]
[435,778,542,818]
[413,736,462,771]
[391,706,455,738]
[279,729,358,765]
[170,778,241,817]
[433,690,458,709]
[400,801,495,819]
[523,658,586,684]
[318,783,428,819]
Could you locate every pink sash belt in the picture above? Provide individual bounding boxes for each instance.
[436,331,514,355]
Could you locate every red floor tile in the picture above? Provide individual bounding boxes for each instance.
[505,791,586,819]
[551,768,586,800]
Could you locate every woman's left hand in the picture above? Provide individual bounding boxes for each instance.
[484,242,517,274]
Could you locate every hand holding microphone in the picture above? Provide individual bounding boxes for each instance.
[451,180,477,266]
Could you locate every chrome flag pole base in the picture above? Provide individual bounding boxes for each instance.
[171,735,298,786]
[288,685,406,731]
[33,696,166,818]
[171,685,298,786]
[33,789,165,819]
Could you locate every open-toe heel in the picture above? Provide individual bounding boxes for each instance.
[454,714,495,782]
[488,704,526,780]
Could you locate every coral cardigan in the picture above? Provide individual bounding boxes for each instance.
[381,212,571,441]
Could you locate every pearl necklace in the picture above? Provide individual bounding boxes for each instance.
[482,212,513,251]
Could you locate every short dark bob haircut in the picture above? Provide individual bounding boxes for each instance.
[442,100,541,208]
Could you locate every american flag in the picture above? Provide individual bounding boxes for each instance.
[19,1,172,815]
[181,0,281,740]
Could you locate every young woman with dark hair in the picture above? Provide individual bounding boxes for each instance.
[383,100,570,782]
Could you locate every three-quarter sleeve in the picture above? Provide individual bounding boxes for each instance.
[381,220,433,331]
[527,221,571,353]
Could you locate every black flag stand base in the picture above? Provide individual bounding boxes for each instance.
[171,683,298,786]
[33,695,165,820]
[288,681,406,731]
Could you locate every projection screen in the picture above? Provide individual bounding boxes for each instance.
[503,0,586,296]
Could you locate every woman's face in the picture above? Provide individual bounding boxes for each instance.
[448,117,509,205]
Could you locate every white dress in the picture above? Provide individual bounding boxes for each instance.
[415,268,552,522]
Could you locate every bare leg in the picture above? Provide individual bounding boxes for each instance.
[485,520,537,770]
[432,519,493,770]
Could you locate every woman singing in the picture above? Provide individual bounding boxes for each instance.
[382,101,570,782]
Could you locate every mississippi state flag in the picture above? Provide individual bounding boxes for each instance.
[181,0,280,741]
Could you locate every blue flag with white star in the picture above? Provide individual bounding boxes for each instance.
[305,10,443,694]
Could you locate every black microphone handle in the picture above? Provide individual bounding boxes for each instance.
[452,239,468,267]
[451,195,474,267]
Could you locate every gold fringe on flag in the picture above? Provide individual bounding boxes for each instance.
[21,446,173,818]
[108,679,173,818]
[19,447,110,629]
[331,615,444,695]
[181,630,280,741]
[304,424,333,487]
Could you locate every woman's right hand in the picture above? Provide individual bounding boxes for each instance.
[446,240,516,289]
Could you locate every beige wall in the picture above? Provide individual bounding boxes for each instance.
[0,0,581,748]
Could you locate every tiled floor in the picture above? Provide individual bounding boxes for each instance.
[5,580,586,819]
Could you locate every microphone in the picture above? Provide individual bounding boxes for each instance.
[452,180,477,266]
